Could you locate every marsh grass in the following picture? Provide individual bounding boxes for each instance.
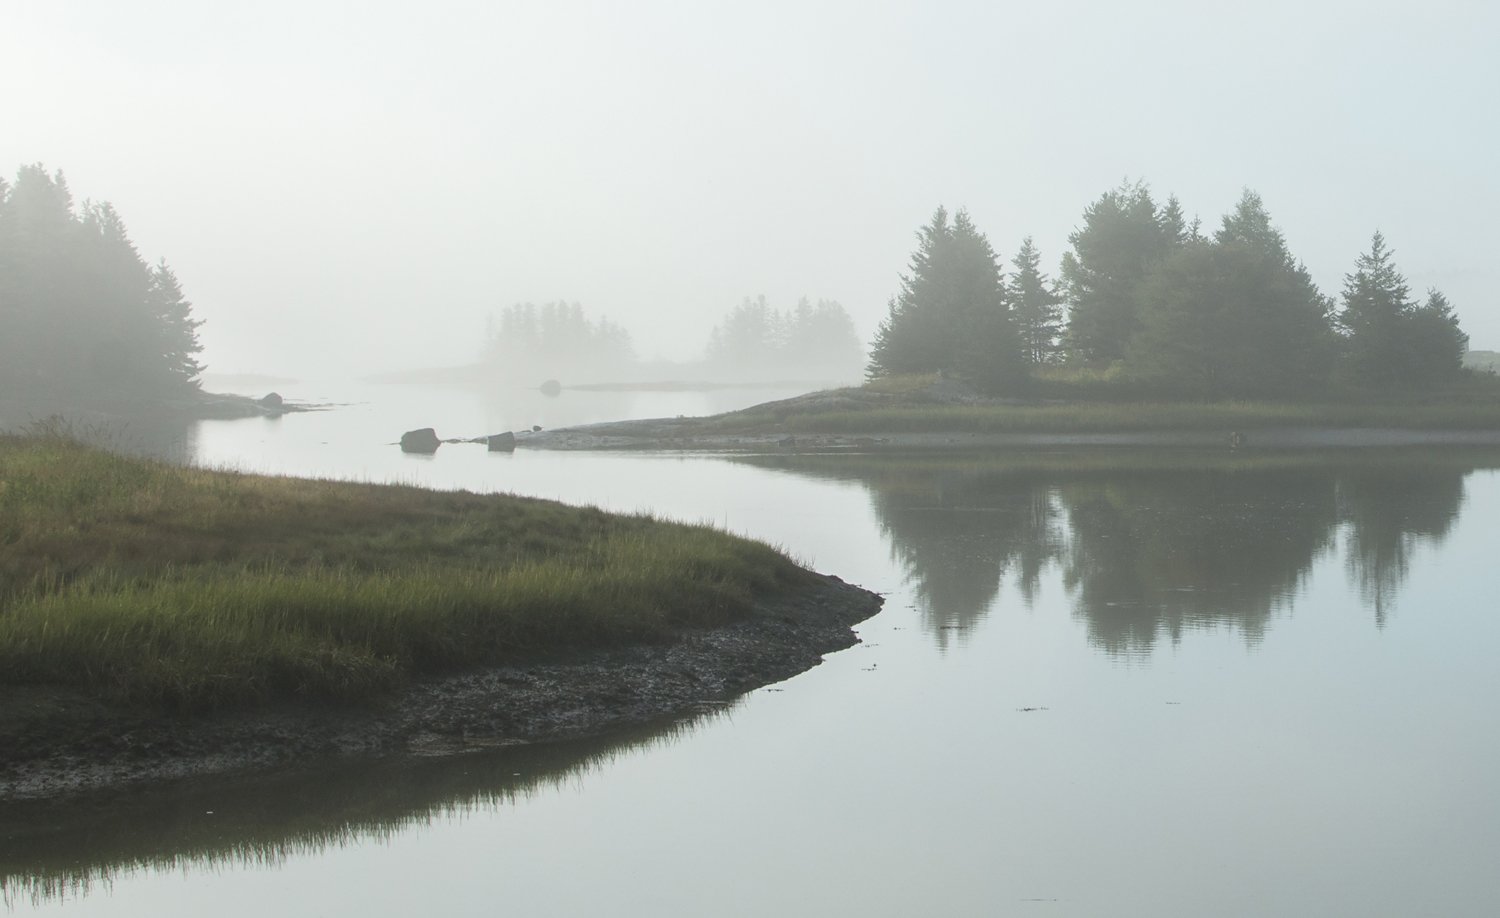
[777,399,1500,435]
[690,371,1500,437]
[0,432,808,711]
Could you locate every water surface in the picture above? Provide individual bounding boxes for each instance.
[5,386,1498,917]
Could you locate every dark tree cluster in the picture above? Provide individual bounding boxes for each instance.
[706,295,864,381]
[0,165,204,399]
[867,208,1024,392]
[868,184,1470,397]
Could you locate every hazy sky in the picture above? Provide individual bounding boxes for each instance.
[4,0,1497,378]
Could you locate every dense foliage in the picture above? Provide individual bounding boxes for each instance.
[867,183,1471,398]
[0,165,203,399]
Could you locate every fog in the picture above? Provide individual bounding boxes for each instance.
[3,0,1496,380]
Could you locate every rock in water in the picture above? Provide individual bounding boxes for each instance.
[539,379,562,397]
[487,431,517,452]
[258,392,284,408]
[400,428,441,453]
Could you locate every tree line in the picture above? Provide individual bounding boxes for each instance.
[481,301,636,382]
[705,295,864,381]
[869,183,1469,398]
[482,296,864,383]
[1,165,204,400]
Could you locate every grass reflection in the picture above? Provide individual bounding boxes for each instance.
[0,709,724,907]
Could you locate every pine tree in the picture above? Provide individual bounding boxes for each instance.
[1129,238,1332,399]
[1126,189,1336,397]
[147,260,206,386]
[868,207,956,377]
[1215,188,1333,321]
[1404,288,1468,384]
[1338,231,1415,388]
[1008,237,1063,364]
[1159,194,1189,247]
[868,207,1022,392]
[0,164,205,397]
[1060,182,1172,364]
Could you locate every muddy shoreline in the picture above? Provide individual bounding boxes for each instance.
[0,575,881,802]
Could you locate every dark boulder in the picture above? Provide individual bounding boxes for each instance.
[539,379,562,397]
[487,431,517,452]
[400,428,441,454]
[259,392,284,408]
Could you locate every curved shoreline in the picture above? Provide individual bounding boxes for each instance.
[0,575,881,802]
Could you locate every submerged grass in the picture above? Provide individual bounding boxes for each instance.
[0,432,809,711]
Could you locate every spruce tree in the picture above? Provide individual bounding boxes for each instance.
[1128,189,1336,396]
[1404,288,1468,384]
[1338,232,1415,388]
[1159,194,1189,247]
[1129,239,1332,399]
[0,164,205,398]
[1059,182,1172,364]
[868,207,1022,392]
[1008,237,1063,364]
[868,207,957,377]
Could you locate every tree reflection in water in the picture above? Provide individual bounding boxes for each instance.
[737,451,1482,655]
[1337,466,1467,628]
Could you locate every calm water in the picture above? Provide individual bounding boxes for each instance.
[5,384,1500,917]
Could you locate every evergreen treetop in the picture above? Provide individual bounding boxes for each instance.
[0,164,204,398]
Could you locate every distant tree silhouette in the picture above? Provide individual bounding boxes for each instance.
[482,301,634,383]
[0,164,203,398]
[706,295,863,381]
[706,295,781,371]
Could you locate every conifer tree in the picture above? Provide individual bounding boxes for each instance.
[1337,232,1416,388]
[0,164,205,397]
[868,207,1022,392]
[1159,194,1189,247]
[1060,182,1172,364]
[1128,191,1333,398]
[1008,237,1063,364]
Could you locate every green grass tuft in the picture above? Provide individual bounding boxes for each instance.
[0,433,809,711]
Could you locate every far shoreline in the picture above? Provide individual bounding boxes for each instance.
[512,423,1500,453]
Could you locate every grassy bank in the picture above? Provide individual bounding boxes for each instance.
[775,400,1500,435]
[0,432,810,712]
[696,373,1500,436]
